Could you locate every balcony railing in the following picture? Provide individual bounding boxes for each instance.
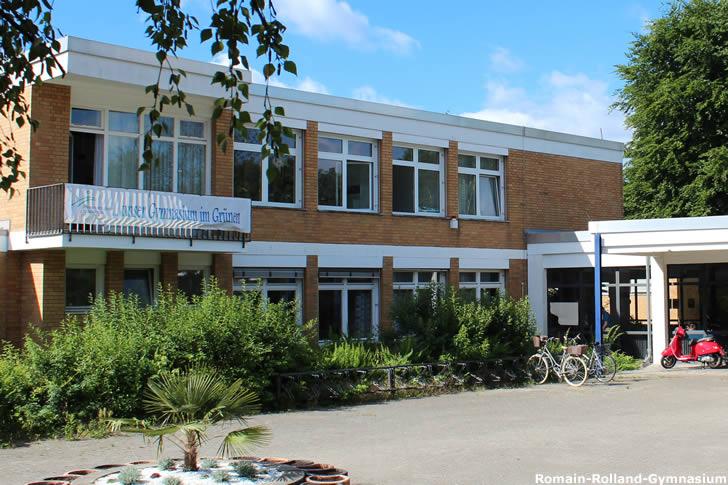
[26,183,251,245]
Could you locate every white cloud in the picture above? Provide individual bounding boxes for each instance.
[461,72,630,142]
[489,47,523,73]
[212,52,329,94]
[275,0,419,54]
[352,85,411,107]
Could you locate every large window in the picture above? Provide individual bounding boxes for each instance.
[123,268,155,306]
[69,107,208,194]
[393,270,447,302]
[177,268,209,301]
[392,145,444,215]
[65,268,99,312]
[458,271,504,302]
[233,128,302,207]
[458,153,504,219]
[318,135,378,211]
[233,268,303,323]
[318,271,379,340]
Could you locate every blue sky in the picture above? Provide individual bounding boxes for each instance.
[52,0,668,142]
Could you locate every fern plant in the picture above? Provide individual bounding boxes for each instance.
[108,369,270,471]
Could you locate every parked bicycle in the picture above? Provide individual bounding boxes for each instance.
[583,342,617,383]
[527,336,588,387]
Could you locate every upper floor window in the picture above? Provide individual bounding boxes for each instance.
[233,128,302,207]
[459,271,504,302]
[458,153,504,219]
[318,135,378,212]
[392,145,444,215]
[69,107,208,195]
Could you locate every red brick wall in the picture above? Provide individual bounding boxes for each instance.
[18,250,65,336]
[304,255,319,330]
[105,251,125,296]
[213,254,232,294]
[212,110,233,197]
[446,140,459,219]
[160,252,179,291]
[507,259,527,298]
[0,251,21,343]
[380,256,393,333]
[448,257,460,289]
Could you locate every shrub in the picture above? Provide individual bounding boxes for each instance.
[117,466,142,485]
[0,282,313,442]
[319,340,412,369]
[232,460,258,479]
[158,458,176,471]
[211,470,231,483]
[200,458,218,470]
[612,351,643,371]
[162,477,183,485]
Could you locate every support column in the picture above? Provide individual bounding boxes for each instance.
[380,132,393,215]
[160,252,179,292]
[380,256,393,334]
[527,254,548,335]
[105,251,125,296]
[20,250,65,333]
[304,255,319,337]
[446,140,459,218]
[0,251,21,344]
[448,257,460,289]
[649,255,669,365]
[594,233,603,344]
[303,121,319,212]
[213,254,233,295]
[508,259,527,299]
[212,110,233,197]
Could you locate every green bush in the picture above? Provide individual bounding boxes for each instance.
[0,282,314,442]
[611,351,644,371]
[319,340,412,369]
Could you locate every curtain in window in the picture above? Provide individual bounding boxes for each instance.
[108,136,138,189]
[234,150,262,201]
[178,143,205,194]
[145,141,174,192]
[268,154,296,203]
[479,175,500,217]
[418,169,440,213]
[458,173,476,215]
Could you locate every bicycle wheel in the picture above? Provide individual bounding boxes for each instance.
[595,354,617,383]
[527,354,549,384]
[562,355,588,387]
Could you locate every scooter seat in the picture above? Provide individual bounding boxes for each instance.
[697,337,715,343]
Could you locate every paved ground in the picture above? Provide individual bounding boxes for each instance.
[4,364,728,485]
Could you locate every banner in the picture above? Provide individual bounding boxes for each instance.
[64,184,251,233]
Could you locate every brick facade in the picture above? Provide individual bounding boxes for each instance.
[213,254,233,295]
[160,252,179,291]
[105,251,125,296]
[304,255,319,329]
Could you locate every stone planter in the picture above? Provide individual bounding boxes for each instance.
[305,475,351,485]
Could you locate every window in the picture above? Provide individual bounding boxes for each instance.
[177,268,209,300]
[233,268,303,323]
[318,271,379,340]
[123,268,155,306]
[458,153,504,219]
[393,270,447,301]
[458,271,504,302]
[69,107,209,194]
[318,136,378,211]
[392,145,444,215]
[233,128,302,206]
[65,268,98,312]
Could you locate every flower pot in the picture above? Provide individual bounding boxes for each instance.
[26,482,72,485]
[43,478,78,483]
[261,457,294,465]
[128,460,154,465]
[300,466,348,477]
[93,464,125,470]
[65,470,95,476]
[305,475,351,485]
[289,459,315,468]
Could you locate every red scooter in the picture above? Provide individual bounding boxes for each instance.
[661,325,726,369]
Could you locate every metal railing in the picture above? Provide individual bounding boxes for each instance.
[26,183,249,244]
[273,357,528,409]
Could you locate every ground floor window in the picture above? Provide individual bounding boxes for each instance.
[319,270,379,340]
[65,268,98,312]
[233,268,303,322]
[177,268,209,300]
[124,268,155,306]
[392,270,447,302]
[458,270,504,302]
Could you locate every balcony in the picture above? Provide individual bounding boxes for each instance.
[26,183,252,248]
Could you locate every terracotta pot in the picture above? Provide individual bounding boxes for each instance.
[289,459,315,468]
[93,464,125,470]
[260,457,294,465]
[42,478,78,483]
[65,470,95,476]
[300,466,349,477]
[26,482,72,485]
[230,456,261,461]
[128,460,154,465]
[305,475,351,485]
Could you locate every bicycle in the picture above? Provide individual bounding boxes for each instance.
[584,343,617,383]
[527,336,588,387]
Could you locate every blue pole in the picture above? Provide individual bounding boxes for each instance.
[594,232,602,344]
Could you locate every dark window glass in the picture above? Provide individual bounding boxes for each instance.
[318,159,342,206]
[393,271,414,283]
[71,108,101,128]
[144,114,174,136]
[348,140,372,156]
[69,132,99,185]
[392,165,414,212]
[180,120,205,138]
[458,154,476,168]
[318,137,343,153]
[178,270,205,300]
[319,290,342,339]
[234,150,262,200]
[459,272,477,283]
[418,149,439,164]
[110,111,139,133]
[234,127,261,144]
[480,272,500,283]
[268,155,296,203]
[393,146,413,161]
[480,157,499,171]
[124,269,154,306]
[66,269,96,307]
[144,141,174,192]
[346,161,370,209]
[268,290,296,304]
[348,289,372,338]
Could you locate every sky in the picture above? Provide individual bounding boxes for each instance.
[51,0,670,143]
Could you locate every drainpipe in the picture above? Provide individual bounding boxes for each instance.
[594,233,602,344]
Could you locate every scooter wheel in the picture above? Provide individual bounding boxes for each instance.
[661,355,677,369]
[709,355,722,369]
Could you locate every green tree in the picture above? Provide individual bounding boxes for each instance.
[0,0,296,195]
[616,0,728,218]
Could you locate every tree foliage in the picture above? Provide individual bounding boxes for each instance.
[616,0,728,218]
[0,0,295,194]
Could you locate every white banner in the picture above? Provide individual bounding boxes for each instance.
[64,184,251,233]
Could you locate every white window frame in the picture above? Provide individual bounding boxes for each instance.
[233,128,303,208]
[457,152,505,221]
[392,270,448,295]
[458,270,505,301]
[65,264,105,314]
[234,275,303,324]
[317,134,379,213]
[392,144,445,217]
[69,107,211,195]
[319,276,379,340]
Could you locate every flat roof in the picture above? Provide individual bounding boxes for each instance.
[589,215,728,234]
[50,36,624,156]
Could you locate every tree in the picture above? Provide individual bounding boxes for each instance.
[0,0,296,195]
[108,368,270,471]
[615,0,728,218]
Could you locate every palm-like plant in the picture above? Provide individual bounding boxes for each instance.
[108,369,270,471]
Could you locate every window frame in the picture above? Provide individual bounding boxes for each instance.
[318,275,379,341]
[233,274,303,324]
[233,127,303,208]
[69,107,211,195]
[317,133,379,213]
[457,152,505,221]
[392,270,448,295]
[392,143,445,217]
[64,264,105,314]
[177,265,211,300]
[458,270,505,301]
